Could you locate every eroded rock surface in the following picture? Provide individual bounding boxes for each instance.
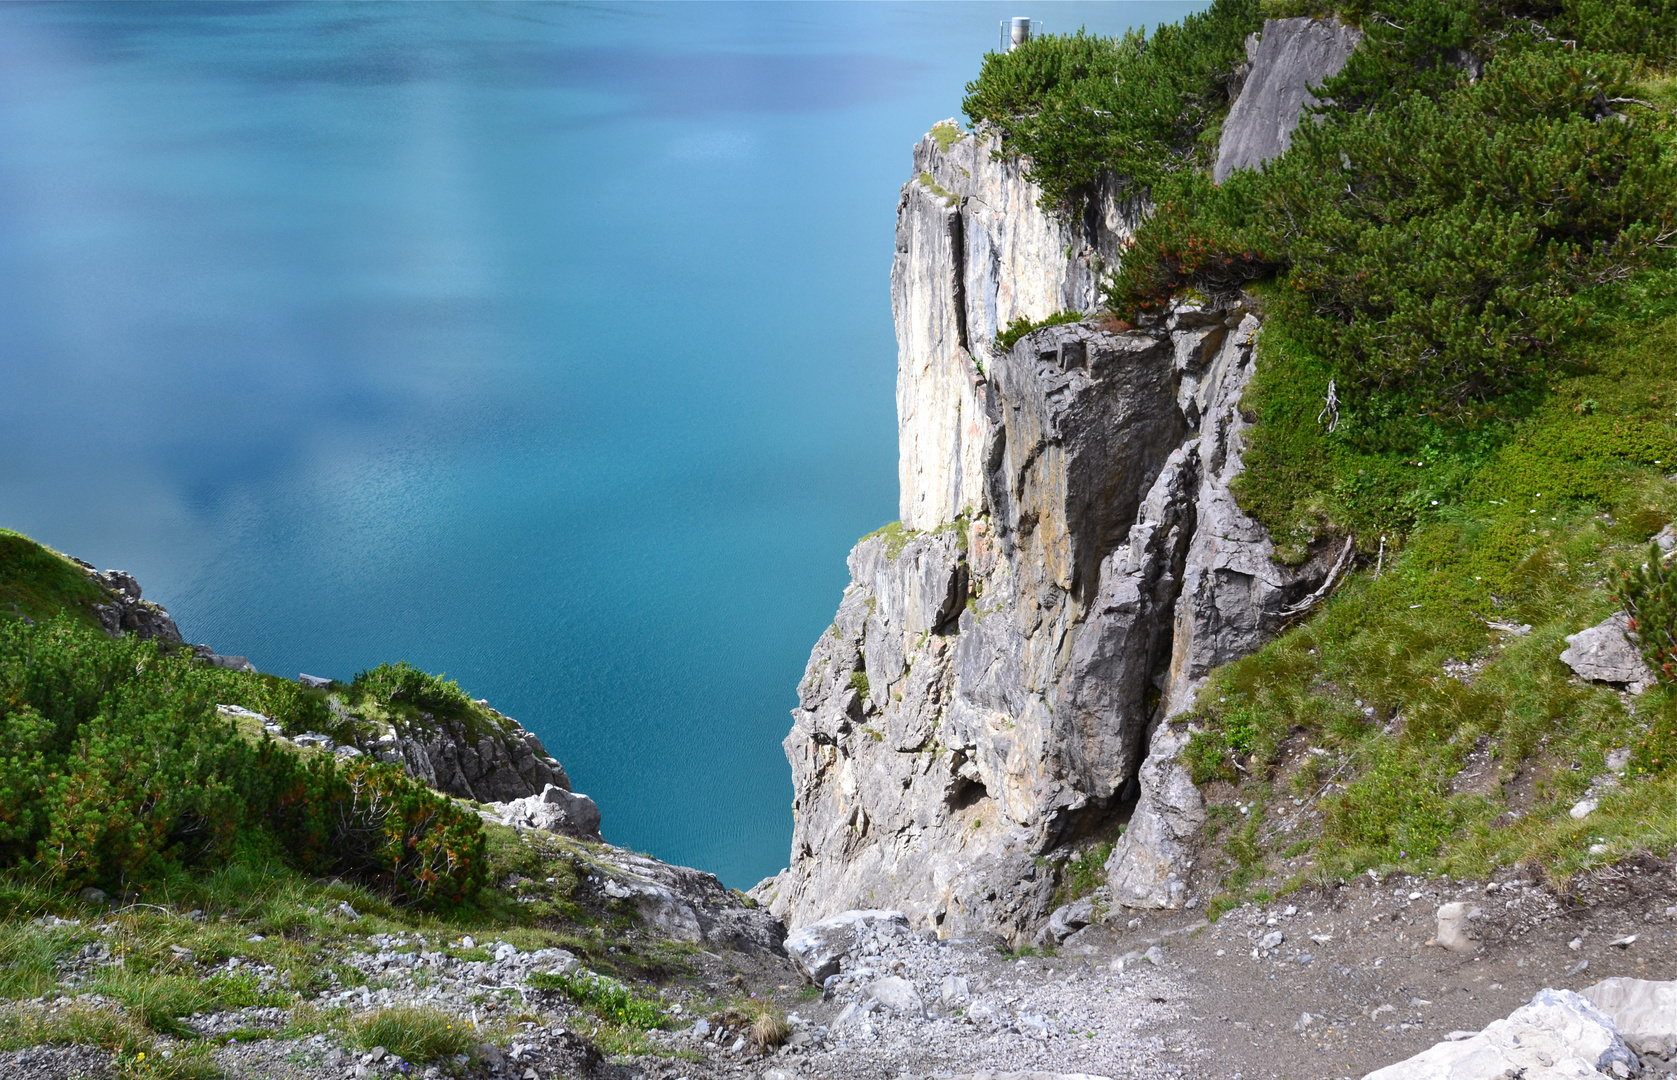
[766,125,1355,941]
[1363,988,1639,1080]
[894,122,1145,532]
[1215,17,1362,182]
[1562,612,1656,693]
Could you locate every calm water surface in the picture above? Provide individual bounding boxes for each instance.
[0,0,1203,886]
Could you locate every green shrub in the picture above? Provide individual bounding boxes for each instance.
[328,760,487,908]
[993,310,1086,353]
[529,970,666,1029]
[349,661,474,720]
[1618,543,1677,682]
[0,616,485,908]
[1111,46,1676,418]
[962,0,1261,215]
[191,667,332,737]
[1630,689,1677,776]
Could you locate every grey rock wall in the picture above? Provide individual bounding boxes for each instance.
[762,296,1342,941]
[1214,18,1361,183]
[894,123,1146,532]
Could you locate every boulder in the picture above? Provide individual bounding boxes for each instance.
[497,783,602,841]
[1215,18,1362,182]
[192,647,256,672]
[1562,612,1656,692]
[1040,899,1095,946]
[863,975,925,1016]
[1362,988,1639,1080]
[1433,902,1481,953]
[1581,977,1677,1056]
[940,974,971,1006]
[783,909,908,983]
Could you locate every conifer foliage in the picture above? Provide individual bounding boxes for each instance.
[0,616,485,906]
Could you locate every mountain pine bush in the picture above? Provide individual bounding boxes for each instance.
[0,616,484,906]
[961,0,1261,214]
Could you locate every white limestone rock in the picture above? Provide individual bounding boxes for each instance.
[496,783,601,841]
[1561,612,1656,693]
[1582,977,1677,1056]
[1362,988,1638,1080]
[783,909,908,983]
[893,122,1145,532]
[1215,18,1361,182]
[1433,902,1481,953]
[863,975,925,1016]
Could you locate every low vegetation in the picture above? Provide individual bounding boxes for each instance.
[992,309,1086,353]
[345,1006,475,1064]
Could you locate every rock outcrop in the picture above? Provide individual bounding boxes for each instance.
[1562,612,1656,693]
[763,96,1363,940]
[71,562,184,642]
[894,122,1146,532]
[375,710,571,805]
[762,297,1344,940]
[1214,17,1361,182]
[492,782,602,841]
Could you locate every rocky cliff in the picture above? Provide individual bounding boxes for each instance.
[894,123,1145,533]
[1214,17,1361,183]
[758,23,1360,942]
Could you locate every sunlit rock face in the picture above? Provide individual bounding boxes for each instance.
[893,124,1144,534]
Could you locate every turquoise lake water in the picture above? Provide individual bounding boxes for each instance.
[0,1,1203,887]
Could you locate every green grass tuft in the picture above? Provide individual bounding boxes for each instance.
[346,1006,475,1064]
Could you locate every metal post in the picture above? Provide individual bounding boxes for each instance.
[1000,16,1031,52]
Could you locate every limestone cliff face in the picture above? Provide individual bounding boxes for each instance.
[762,87,1355,939]
[894,125,1144,533]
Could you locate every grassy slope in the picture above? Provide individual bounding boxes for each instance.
[1184,264,1677,913]
[0,531,739,1076]
[0,529,113,631]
